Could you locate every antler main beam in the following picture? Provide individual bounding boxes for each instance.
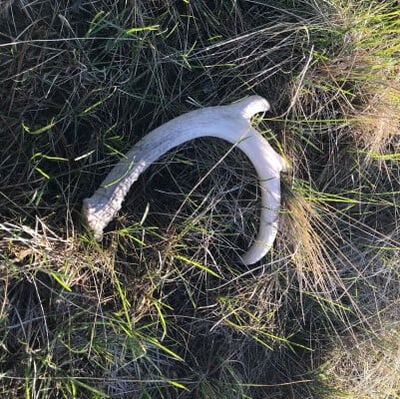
[82,96,286,265]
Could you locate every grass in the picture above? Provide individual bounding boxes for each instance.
[0,0,399,398]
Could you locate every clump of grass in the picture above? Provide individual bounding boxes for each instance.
[0,222,189,398]
[281,1,400,397]
[319,320,400,399]
[288,0,400,155]
[1,0,399,398]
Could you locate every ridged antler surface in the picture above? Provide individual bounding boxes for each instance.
[82,96,286,264]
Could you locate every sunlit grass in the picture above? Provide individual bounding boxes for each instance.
[0,0,399,398]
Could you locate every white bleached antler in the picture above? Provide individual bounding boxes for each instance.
[82,96,286,265]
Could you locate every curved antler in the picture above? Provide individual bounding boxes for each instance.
[82,96,286,265]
